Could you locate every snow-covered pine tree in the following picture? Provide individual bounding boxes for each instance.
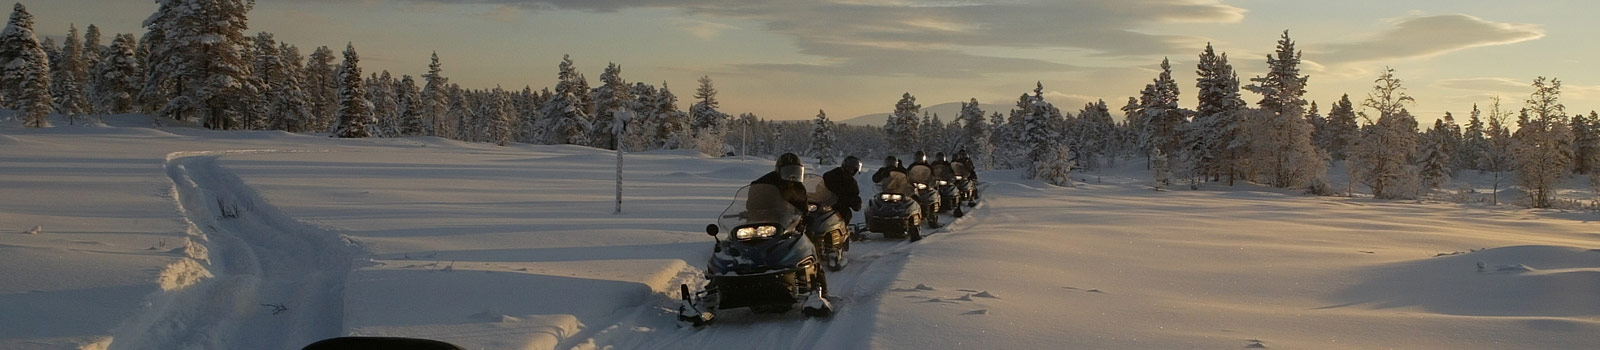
[1513,76,1574,208]
[1145,58,1183,159]
[1,3,50,127]
[983,111,1004,170]
[142,0,255,129]
[1482,97,1514,204]
[1418,118,1455,190]
[367,71,398,137]
[1244,30,1324,190]
[51,24,89,122]
[1190,44,1245,183]
[1322,94,1359,161]
[652,82,688,149]
[618,82,657,150]
[396,75,424,136]
[925,112,946,152]
[305,46,338,132]
[445,85,474,141]
[1353,67,1420,199]
[590,62,631,150]
[89,33,140,115]
[250,33,311,132]
[1151,148,1170,189]
[81,24,101,86]
[1014,83,1070,184]
[689,75,727,150]
[485,87,516,146]
[333,43,372,138]
[538,54,592,145]
[885,92,922,157]
[810,110,838,165]
[1570,110,1599,175]
[420,52,449,137]
[956,98,987,151]
[1459,104,1489,171]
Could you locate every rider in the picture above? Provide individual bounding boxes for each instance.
[931,152,955,185]
[752,153,809,213]
[822,156,863,225]
[953,149,977,181]
[871,155,906,184]
[908,151,931,169]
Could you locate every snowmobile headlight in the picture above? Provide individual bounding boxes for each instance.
[808,204,819,212]
[734,225,779,240]
[914,183,928,190]
[954,176,964,181]
[879,193,903,202]
[937,180,949,186]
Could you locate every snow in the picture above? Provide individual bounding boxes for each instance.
[3,114,1599,349]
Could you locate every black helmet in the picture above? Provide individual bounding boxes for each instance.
[935,152,947,162]
[777,153,804,181]
[843,156,862,174]
[914,151,927,163]
[883,155,898,168]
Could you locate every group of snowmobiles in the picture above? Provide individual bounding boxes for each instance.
[678,150,981,326]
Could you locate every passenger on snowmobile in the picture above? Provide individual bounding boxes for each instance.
[871,156,906,184]
[931,152,959,215]
[953,149,977,181]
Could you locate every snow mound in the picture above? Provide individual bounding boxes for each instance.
[1328,245,1600,317]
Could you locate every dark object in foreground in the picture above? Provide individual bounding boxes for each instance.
[302,337,465,350]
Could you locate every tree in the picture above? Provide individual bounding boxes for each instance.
[1514,77,1574,208]
[810,110,838,165]
[1353,67,1420,199]
[1571,111,1599,175]
[689,75,727,149]
[334,43,372,138]
[90,33,140,115]
[1482,96,1514,205]
[1244,31,1324,190]
[396,75,424,136]
[538,54,592,145]
[1322,94,1359,161]
[51,24,89,122]
[590,63,631,149]
[420,52,449,137]
[305,46,338,132]
[1460,104,1490,171]
[1,3,50,127]
[1418,119,1455,190]
[484,88,517,145]
[885,92,922,156]
[1144,57,1183,157]
[1190,44,1246,183]
[142,0,255,129]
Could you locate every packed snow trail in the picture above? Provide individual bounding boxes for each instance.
[580,201,984,350]
[112,151,357,350]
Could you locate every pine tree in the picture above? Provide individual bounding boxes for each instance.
[810,110,838,165]
[305,46,338,132]
[367,71,398,137]
[1418,119,1455,189]
[420,52,449,137]
[1353,67,1420,199]
[1145,57,1183,157]
[1245,30,1324,190]
[590,62,631,149]
[1514,77,1574,208]
[334,43,372,138]
[1459,104,1489,171]
[1,3,50,127]
[396,75,424,136]
[81,24,102,85]
[1323,94,1359,161]
[538,54,592,145]
[1570,111,1599,175]
[689,75,727,137]
[652,82,688,149]
[885,92,922,156]
[89,33,140,115]
[1190,44,1246,183]
[51,24,89,121]
[142,0,255,129]
[485,87,516,145]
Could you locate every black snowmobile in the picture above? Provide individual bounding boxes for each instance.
[931,161,963,217]
[951,160,978,208]
[865,171,923,241]
[803,174,851,271]
[678,183,832,326]
[907,163,942,228]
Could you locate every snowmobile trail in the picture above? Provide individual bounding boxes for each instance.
[112,151,357,350]
[590,208,979,350]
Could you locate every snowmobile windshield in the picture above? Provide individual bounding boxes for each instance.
[718,184,800,237]
[878,171,914,196]
[803,174,837,207]
[932,163,954,180]
[908,164,933,184]
[951,161,972,177]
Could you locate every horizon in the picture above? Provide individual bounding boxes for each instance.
[29,0,1600,123]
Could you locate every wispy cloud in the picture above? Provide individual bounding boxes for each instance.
[673,18,736,40]
[1316,14,1543,66]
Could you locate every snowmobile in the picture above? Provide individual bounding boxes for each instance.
[678,183,832,326]
[951,160,978,208]
[931,161,963,217]
[803,174,851,271]
[907,163,942,228]
[865,171,923,241]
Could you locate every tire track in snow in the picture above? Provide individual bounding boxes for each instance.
[112,151,358,350]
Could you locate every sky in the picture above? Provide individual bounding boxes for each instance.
[28,0,1600,124]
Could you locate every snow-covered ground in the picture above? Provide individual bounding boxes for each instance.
[2,115,1598,350]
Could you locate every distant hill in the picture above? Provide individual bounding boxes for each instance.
[837,101,1010,126]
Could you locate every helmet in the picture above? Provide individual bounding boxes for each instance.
[914,151,927,163]
[935,152,947,162]
[883,156,898,168]
[843,156,862,174]
[777,153,804,181]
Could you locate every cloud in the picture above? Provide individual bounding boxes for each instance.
[1316,14,1543,66]
[377,0,1244,78]
[479,5,522,22]
[1435,77,1527,93]
[674,18,736,40]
